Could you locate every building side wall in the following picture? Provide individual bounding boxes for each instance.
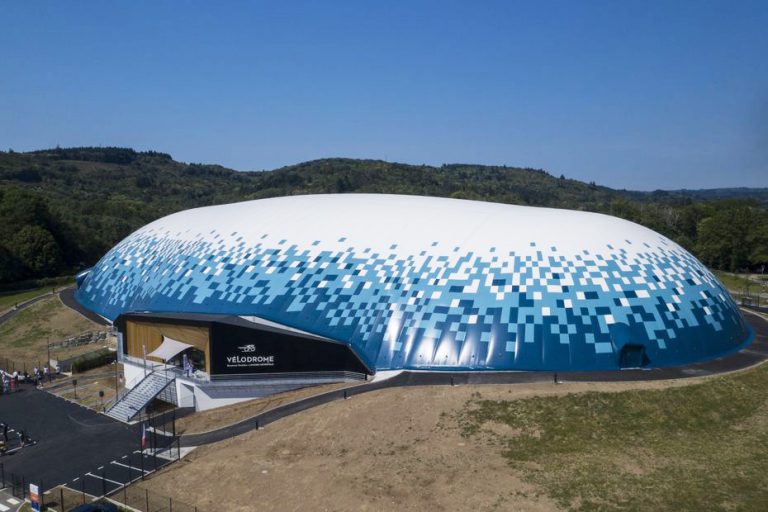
[125,320,210,372]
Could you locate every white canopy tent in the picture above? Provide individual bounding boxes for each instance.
[147,336,194,362]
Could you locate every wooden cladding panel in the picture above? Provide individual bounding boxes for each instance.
[124,320,210,372]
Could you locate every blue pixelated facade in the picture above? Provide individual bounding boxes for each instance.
[75,194,752,372]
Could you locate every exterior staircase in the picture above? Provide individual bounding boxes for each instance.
[105,372,175,423]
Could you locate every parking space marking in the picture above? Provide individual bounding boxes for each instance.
[110,460,149,473]
[85,472,124,487]
[0,503,9,511]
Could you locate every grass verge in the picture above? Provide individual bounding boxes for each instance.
[0,286,53,310]
[0,296,99,366]
[456,363,768,511]
[714,270,754,292]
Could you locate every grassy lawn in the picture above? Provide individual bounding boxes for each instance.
[713,270,752,292]
[0,296,99,366]
[0,286,54,310]
[456,364,768,511]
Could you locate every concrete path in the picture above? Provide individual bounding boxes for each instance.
[0,488,23,512]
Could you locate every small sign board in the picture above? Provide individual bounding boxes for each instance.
[29,483,40,511]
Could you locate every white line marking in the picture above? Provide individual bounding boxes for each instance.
[0,503,10,511]
[72,477,79,482]
[85,472,124,487]
[111,460,149,473]
[97,465,104,470]
[6,498,19,505]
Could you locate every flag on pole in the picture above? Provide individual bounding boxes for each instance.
[141,422,148,450]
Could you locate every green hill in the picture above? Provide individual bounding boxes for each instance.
[670,187,768,207]
[0,147,765,286]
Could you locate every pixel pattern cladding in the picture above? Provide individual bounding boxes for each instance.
[76,195,751,371]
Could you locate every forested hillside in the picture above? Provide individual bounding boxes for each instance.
[0,147,765,286]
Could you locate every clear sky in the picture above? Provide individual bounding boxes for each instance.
[1,1,766,190]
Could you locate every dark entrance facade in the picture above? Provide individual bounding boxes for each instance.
[115,312,373,379]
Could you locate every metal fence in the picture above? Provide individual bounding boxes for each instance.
[34,484,201,512]
[109,484,200,512]
[0,462,40,503]
[0,409,202,511]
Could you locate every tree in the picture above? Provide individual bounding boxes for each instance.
[10,226,62,277]
[696,203,754,271]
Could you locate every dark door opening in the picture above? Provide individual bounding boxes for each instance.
[619,344,649,368]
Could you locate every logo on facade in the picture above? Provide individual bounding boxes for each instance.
[226,354,275,367]
[238,344,256,353]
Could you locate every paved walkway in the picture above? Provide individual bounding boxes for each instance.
[0,488,23,512]
[58,288,110,326]
[180,308,768,446]
[0,289,63,327]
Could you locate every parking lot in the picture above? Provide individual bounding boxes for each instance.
[0,386,174,496]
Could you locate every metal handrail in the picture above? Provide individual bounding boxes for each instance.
[103,367,173,412]
[103,372,146,411]
[121,353,210,382]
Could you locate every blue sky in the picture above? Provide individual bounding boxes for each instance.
[1,1,766,190]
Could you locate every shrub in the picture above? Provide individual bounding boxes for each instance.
[71,348,116,373]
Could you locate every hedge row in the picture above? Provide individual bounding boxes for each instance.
[71,348,116,373]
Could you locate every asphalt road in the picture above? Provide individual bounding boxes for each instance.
[0,386,171,495]
[58,288,110,326]
[0,292,57,327]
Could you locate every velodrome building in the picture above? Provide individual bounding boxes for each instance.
[75,194,753,418]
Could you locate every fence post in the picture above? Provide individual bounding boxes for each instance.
[40,480,44,509]
[123,483,127,508]
[141,446,145,479]
[145,488,149,511]
[152,414,157,455]
[21,475,25,499]
[81,477,85,504]
[1,462,4,486]
[60,487,64,511]
[101,469,106,497]
[170,496,173,512]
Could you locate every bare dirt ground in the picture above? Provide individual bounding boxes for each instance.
[43,364,122,411]
[176,381,359,435]
[141,375,717,512]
